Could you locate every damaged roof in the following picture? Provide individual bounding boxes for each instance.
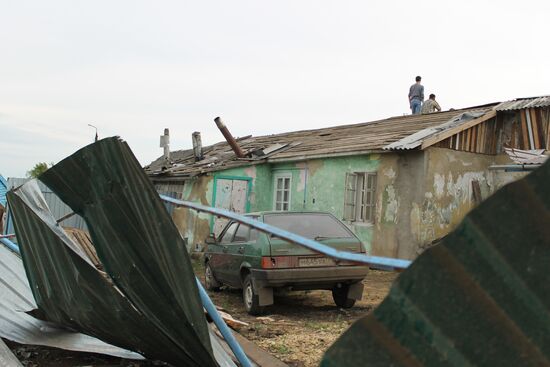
[145,104,499,178]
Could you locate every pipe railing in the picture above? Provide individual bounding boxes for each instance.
[159,195,412,270]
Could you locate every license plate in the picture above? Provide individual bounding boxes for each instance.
[298,256,335,267]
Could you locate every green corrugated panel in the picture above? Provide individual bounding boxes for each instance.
[39,137,216,367]
[9,137,217,367]
[7,180,195,364]
[322,160,550,367]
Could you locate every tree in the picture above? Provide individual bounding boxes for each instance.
[26,162,54,178]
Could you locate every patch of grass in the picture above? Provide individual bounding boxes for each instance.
[274,344,290,355]
[304,321,331,331]
[191,257,204,275]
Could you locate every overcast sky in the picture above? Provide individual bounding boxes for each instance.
[1,0,549,177]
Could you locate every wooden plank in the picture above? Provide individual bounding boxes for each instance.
[421,110,497,149]
[465,128,471,151]
[479,123,487,153]
[528,108,542,149]
[520,110,530,149]
[471,180,482,204]
[231,331,289,367]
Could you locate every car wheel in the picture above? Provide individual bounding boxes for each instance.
[332,285,356,309]
[205,263,221,291]
[243,275,264,315]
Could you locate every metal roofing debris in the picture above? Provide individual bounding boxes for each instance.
[321,159,550,367]
[145,105,499,177]
[7,137,222,367]
[0,175,7,207]
[3,177,87,238]
[0,339,23,367]
[383,110,488,150]
[504,147,549,165]
[495,96,550,111]
[0,238,143,360]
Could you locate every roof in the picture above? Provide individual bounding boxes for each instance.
[146,96,549,178]
[146,105,499,178]
[495,95,550,111]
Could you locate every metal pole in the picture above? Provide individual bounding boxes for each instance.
[0,237,20,254]
[214,117,246,158]
[159,194,411,270]
[196,278,252,367]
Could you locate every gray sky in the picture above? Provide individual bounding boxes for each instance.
[1,0,549,177]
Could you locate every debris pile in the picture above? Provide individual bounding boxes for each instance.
[4,137,236,366]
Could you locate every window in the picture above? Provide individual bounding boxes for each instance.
[233,224,250,242]
[343,172,377,223]
[220,222,238,244]
[273,174,291,211]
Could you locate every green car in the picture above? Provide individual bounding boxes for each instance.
[204,211,369,315]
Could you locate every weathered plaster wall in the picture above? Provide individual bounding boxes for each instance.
[172,175,213,251]
[270,155,381,253]
[161,146,528,257]
[171,164,274,250]
[408,147,527,258]
[372,152,425,259]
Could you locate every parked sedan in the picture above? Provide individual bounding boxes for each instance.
[204,211,369,315]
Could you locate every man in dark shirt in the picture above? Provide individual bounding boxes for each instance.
[408,76,424,115]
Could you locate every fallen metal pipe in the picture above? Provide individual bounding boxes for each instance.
[214,117,246,158]
[159,195,412,270]
[0,238,20,254]
[195,278,252,367]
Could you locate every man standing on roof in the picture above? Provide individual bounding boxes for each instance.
[408,76,424,115]
[421,94,442,114]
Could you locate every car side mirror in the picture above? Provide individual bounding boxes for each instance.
[205,233,217,245]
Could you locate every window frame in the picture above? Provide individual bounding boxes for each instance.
[343,172,377,224]
[272,173,292,211]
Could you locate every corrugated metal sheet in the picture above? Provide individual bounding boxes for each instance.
[37,137,219,366]
[8,177,217,367]
[505,147,549,165]
[383,111,487,150]
[0,175,7,207]
[0,240,143,360]
[322,159,550,367]
[0,338,22,366]
[495,96,550,111]
[4,178,87,236]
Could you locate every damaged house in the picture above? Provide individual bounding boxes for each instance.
[145,96,550,260]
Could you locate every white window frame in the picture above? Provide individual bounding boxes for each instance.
[343,172,377,223]
[273,173,292,211]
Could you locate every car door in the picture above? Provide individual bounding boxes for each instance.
[224,223,251,287]
[211,221,238,284]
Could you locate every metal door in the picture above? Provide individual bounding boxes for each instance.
[213,178,249,236]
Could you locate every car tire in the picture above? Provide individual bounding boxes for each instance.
[243,275,264,315]
[205,263,221,291]
[332,285,356,309]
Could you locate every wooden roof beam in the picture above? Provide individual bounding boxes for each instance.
[421,110,497,150]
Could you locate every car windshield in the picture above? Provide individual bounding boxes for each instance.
[264,213,354,240]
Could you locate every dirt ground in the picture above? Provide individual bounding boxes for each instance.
[4,261,396,367]
[195,260,397,367]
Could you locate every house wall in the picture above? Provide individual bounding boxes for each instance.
[157,147,527,259]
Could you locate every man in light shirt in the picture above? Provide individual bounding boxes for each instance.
[421,94,441,114]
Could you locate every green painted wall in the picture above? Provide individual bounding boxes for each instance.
[159,148,527,260]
